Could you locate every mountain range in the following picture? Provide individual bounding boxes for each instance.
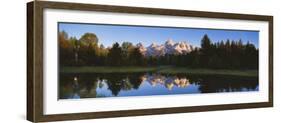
[136,39,195,57]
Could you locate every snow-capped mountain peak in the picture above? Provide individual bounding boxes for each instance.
[137,39,194,57]
[165,39,175,46]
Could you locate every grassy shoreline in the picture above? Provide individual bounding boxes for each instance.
[158,67,257,77]
[60,66,258,77]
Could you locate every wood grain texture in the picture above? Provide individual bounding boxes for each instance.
[27,1,274,122]
[268,17,274,107]
[27,2,34,122]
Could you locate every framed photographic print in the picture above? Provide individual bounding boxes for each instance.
[27,1,273,122]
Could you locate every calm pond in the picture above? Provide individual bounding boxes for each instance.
[59,73,258,99]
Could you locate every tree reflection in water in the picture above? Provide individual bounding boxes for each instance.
[59,73,258,99]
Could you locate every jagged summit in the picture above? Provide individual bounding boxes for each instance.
[136,39,194,57]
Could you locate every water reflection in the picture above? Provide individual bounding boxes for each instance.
[142,74,190,90]
[59,73,258,99]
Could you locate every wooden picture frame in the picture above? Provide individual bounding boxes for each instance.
[27,1,273,122]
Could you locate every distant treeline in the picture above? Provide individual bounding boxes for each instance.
[59,31,258,69]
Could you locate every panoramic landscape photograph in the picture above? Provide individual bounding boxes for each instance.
[58,22,259,99]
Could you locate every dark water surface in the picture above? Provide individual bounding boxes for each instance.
[59,73,258,99]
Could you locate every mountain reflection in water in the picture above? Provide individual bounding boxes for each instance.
[59,73,258,99]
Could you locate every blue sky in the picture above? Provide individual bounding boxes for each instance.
[58,22,259,48]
